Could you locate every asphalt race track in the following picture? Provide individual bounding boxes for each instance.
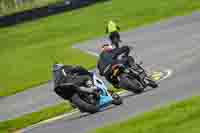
[21,12,200,133]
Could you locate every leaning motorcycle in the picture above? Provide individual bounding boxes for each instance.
[54,69,122,113]
[109,57,158,94]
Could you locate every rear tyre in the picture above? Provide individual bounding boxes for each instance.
[119,74,144,94]
[71,94,99,113]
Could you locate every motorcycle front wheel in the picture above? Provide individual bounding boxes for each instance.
[145,78,158,88]
[119,73,144,94]
[71,93,100,113]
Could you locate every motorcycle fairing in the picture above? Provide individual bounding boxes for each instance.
[92,72,113,107]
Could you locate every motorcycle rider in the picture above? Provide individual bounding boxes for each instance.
[106,20,121,48]
[53,64,97,99]
[97,44,135,86]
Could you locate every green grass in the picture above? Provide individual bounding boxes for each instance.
[1,94,200,133]
[0,102,73,133]
[1,0,200,97]
[91,96,200,133]
[0,87,120,132]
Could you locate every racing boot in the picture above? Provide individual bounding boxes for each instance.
[111,93,122,105]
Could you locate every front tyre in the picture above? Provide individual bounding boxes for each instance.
[146,78,158,88]
[119,74,144,94]
[71,94,99,113]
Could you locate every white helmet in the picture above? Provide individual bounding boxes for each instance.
[53,64,64,71]
[101,43,113,51]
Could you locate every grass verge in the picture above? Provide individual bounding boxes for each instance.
[0,87,121,133]
[1,0,200,96]
[91,96,200,133]
[0,102,73,133]
[1,94,200,133]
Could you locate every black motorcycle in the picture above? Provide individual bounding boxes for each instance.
[109,59,158,94]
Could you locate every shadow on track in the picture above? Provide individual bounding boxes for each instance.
[63,87,158,123]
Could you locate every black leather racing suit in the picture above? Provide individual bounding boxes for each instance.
[97,46,131,82]
[53,65,94,99]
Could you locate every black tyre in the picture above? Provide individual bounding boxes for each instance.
[146,78,158,88]
[71,93,100,113]
[119,74,144,94]
[111,93,122,105]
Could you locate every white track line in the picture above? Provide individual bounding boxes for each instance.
[19,110,79,133]
[18,90,127,133]
[86,50,99,57]
[159,69,173,81]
